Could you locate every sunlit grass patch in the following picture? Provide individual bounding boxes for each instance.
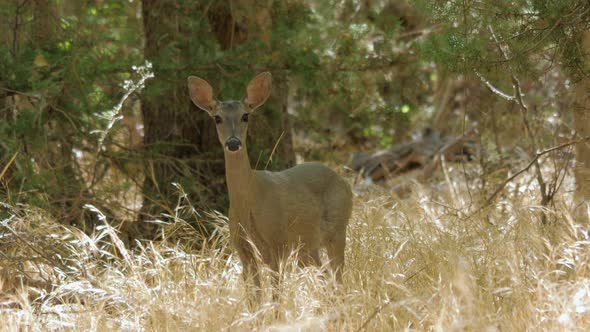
[1,168,590,331]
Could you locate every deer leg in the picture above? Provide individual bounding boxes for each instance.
[310,249,322,266]
[267,254,282,303]
[241,258,261,307]
[299,248,322,267]
[326,232,346,283]
[237,239,262,306]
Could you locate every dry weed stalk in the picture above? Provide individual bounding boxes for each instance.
[1,166,590,331]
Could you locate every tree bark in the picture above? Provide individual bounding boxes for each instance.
[33,0,54,45]
[139,0,212,230]
[573,31,590,220]
[208,0,295,168]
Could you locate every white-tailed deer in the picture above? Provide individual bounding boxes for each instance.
[187,72,353,292]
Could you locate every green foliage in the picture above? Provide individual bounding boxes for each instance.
[274,1,430,148]
[417,0,590,77]
[0,0,142,219]
[421,27,486,72]
[1,0,588,232]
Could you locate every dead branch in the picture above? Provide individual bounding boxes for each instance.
[483,136,590,207]
[484,25,550,222]
[351,129,475,183]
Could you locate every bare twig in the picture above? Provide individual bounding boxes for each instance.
[11,0,30,58]
[474,71,514,101]
[90,62,153,187]
[483,136,590,207]
[1,216,67,272]
[482,25,551,222]
[0,152,18,181]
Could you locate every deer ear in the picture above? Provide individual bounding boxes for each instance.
[244,72,272,111]
[188,76,217,114]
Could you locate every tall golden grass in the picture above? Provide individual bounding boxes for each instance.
[1,165,589,331]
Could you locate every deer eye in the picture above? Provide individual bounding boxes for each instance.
[241,113,249,122]
[214,115,222,124]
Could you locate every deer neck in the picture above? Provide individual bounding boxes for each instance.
[224,146,254,213]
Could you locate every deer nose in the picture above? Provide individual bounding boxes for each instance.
[225,137,242,151]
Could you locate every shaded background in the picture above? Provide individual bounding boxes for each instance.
[0,0,589,242]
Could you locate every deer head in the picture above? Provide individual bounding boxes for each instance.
[187,72,272,152]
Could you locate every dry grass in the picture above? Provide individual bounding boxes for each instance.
[1,166,590,331]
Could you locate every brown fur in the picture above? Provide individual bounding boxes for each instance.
[188,72,353,291]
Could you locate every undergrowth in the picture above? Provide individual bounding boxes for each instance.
[1,166,589,331]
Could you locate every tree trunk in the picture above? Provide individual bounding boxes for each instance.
[138,0,295,239]
[208,0,295,168]
[139,0,212,230]
[32,0,54,45]
[573,31,590,220]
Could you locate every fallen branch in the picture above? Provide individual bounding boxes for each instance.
[351,129,475,183]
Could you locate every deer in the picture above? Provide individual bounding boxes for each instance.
[187,72,353,296]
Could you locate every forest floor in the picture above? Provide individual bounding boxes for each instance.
[1,164,590,331]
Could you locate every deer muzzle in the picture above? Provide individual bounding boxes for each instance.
[225,137,242,152]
